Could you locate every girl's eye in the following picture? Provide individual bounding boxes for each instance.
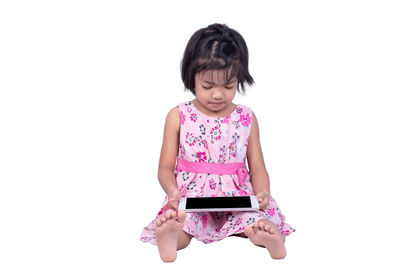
[202,85,234,90]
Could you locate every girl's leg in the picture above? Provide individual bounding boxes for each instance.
[243,219,287,259]
[155,210,190,262]
[177,229,193,250]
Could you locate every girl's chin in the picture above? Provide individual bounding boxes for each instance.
[208,103,225,109]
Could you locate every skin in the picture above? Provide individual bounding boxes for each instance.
[155,69,286,262]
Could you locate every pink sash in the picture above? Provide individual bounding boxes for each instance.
[176,158,249,186]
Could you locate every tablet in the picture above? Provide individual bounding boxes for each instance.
[178,196,259,212]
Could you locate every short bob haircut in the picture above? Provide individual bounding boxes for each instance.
[181,23,255,95]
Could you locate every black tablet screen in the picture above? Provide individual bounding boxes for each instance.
[186,196,251,209]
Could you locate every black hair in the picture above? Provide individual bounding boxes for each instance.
[181,23,255,95]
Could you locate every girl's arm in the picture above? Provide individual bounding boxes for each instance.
[247,111,271,208]
[158,107,180,203]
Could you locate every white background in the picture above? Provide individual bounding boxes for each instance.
[1,0,399,266]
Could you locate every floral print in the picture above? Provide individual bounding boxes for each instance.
[210,126,222,142]
[140,101,295,245]
[193,151,207,162]
[238,113,251,127]
[190,113,198,123]
[179,111,186,125]
[209,178,217,190]
[267,208,276,217]
[185,132,197,147]
[199,124,206,135]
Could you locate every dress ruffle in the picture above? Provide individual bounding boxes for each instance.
[140,170,295,245]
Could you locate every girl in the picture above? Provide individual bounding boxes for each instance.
[140,23,295,262]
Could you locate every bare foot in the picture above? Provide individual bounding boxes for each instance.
[244,219,286,259]
[155,210,186,262]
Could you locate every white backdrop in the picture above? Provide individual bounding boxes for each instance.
[1,0,399,266]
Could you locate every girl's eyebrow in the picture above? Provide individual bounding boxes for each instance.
[200,79,237,85]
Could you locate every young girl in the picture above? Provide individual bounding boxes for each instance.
[140,23,295,262]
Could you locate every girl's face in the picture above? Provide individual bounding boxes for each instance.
[194,69,238,114]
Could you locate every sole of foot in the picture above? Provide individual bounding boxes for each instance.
[155,210,186,262]
[244,220,286,259]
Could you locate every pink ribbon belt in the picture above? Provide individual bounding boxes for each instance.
[176,158,249,186]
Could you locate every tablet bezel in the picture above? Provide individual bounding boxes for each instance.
[178,195,259,212]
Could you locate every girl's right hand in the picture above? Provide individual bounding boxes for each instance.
[167,188,182,210]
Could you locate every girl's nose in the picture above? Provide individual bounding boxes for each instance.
[211,88,224,99]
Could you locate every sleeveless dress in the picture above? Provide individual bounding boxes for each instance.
[140,101,295,244]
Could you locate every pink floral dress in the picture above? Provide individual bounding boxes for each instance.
[140,101,295,244]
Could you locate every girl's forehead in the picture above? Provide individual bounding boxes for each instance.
[197,69,237,84]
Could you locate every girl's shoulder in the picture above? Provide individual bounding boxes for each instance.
[237,103,252,112]
[176,101,195,126]
[165,101,189,117]
[164,105,180,133]
[234,103,253,119]
[177,100,193,111]
[177,101,197,118]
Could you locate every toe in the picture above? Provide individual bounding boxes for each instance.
[177,210,186,223]
[253,221,260,230]
[244,225,255,237]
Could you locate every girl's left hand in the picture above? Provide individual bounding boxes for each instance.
[256,191,270,210]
